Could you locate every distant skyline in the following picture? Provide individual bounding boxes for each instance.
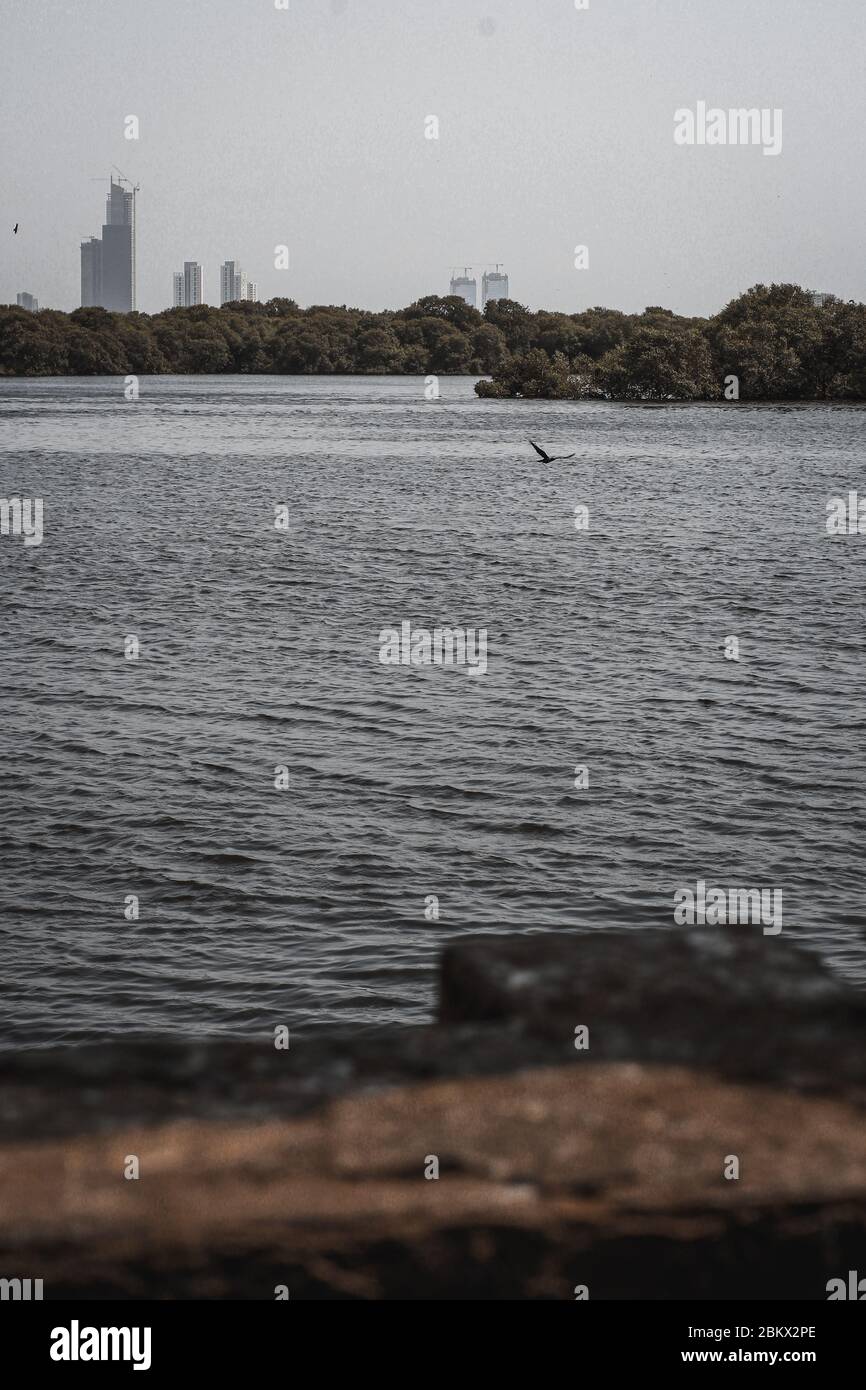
[2,0,865,316]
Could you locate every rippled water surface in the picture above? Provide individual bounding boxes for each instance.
[1,376,864,1049]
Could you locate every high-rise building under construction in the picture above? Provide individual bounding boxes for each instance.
[80,176,137,311]
[482,267,509,308]
[449,269,477,308]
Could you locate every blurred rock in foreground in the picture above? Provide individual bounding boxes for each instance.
[442,929,866,1099]
[1,931,864,1299]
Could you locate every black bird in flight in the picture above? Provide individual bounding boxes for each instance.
[528,438,575,463]
[13,223,18,234]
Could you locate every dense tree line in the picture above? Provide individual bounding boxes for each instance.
[1,285,864,399]
[0,296,506,378]
[476,286,866,401]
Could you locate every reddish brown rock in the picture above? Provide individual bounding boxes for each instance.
[2,931,864,1298]
[1,1062,864,1300]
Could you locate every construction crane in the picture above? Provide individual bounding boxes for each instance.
[111,165,140,194]
[88,167,140,194]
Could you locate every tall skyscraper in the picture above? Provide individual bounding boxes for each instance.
[101,177,136,311]
[80,237,102,307]
[482,267,509,309]
[173,261,204,307]
[16,292,39,312]
[219,261,258,305]
[220,260,242,304]
[220,260,244,305]
[449,269,477,308]
[80,176,137,311]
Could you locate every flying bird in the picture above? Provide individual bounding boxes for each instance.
[528,438,575,463]
[13,224,18,234]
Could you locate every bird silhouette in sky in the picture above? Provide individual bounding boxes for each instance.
[13,223,18,234]
[528,438,575,463]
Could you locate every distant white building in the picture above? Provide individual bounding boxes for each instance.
[16,291,38,312]
[482,268,509,308]
[220,260,258,305]
[810,292,833,308]
[449,270,477,308]
[173,261,203,307]
[220,260,243,304]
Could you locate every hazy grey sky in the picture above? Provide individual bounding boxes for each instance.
[2,0,865,316]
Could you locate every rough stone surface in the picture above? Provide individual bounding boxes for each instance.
[439,930,866,1099]
[0,1024,572,1142]
[2,1063,865,1300]
[1,931,864,1299]
[4,931,863,1145]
